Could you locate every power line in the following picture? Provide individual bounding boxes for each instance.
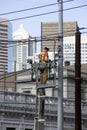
[0,68,31,80]
[0,28,86,50]
[63,4,87,12]
[0,0,74,16]
[1,3,87,24]
[0,3,58,16]
[0,11,57,23]
[8,59,28,65]
[7,28,87,42]
[0,28,86,48]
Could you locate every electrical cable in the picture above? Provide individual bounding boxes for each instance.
[0,3,58,16]
[0,33,86,72]
[0,2,87,84]
[0,0,74,16]
[7,35,87,48]
[0,27,86,46]
[8,59,28,65]
[0,68,32,80]
[6,36,86,47]
[63,4,87,12]
[0,3,87,24]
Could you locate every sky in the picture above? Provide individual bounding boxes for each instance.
[0,0,87,71]
[0,0,87,37]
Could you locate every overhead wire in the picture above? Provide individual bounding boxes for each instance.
[0,31,86,51]
[0,68,32,80]
[0,3,58,16]
[8,59,28,65]
[0,1,86,75]
[0,0,74,16]
[0,1,86,77]
[0,2,87,24]
[0,28,85,47]
[63,4,87,12]
[0,1,84,114]
[0,5,87,117]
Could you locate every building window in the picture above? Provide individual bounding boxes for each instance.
[28,41,33,56]
[23,90,31,94]
[25,129,32,130]
[6,128,15,130]
[22,45,27,63]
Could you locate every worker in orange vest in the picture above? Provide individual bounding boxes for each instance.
[38,47,49,119]
[38,47,49,85]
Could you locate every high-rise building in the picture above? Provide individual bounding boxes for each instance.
[41,21,78,52]
[12,24,36,71]
[41,21,87,65]
[0,17,12,73]
[64,35,87,64]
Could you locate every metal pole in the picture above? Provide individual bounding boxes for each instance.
[57,0,63,130]
[75,30,81,130]
[4,66,6,91]
[14,61,16,92]
[33,37,36,62]
[35,63,39,130]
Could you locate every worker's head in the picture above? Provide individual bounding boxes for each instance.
[44,47,49,52]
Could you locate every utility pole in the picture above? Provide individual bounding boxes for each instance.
[33,37,37,62]
[4,66,6,91]
[35,63,45,130]
[75,29,81,130]
[57,0,63,130]
[14,61,17,92]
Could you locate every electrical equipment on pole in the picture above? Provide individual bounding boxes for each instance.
[32,59,57,130]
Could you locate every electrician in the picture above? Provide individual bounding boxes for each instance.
[38,47,49,85]
[38,47,49,119]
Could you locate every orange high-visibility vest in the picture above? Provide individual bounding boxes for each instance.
[39,51,48,63]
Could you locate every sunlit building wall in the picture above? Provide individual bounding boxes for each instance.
[64,35,87,64]
[12,24,36,71]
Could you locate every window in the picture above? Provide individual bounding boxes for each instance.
[22,45,27,63]
[25,129,32,130]
[23,90,31,94]
[28,41,33,56]
[6,128,15,130]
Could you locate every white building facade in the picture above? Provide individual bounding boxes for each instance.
[63,35,87,65]
[12,24,36,71]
